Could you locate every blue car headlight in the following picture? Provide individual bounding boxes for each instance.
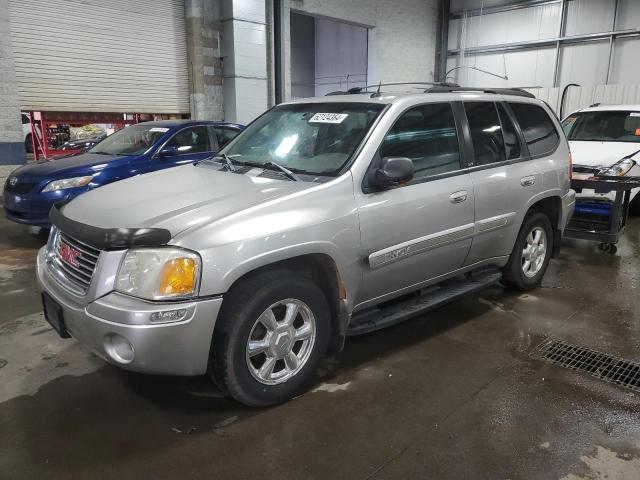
[41,176,93,193]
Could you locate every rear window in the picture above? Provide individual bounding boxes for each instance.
[562,110,640,143]
[509,103,560,157]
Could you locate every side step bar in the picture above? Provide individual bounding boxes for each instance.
[346,268,502,336]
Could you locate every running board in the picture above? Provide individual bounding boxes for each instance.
[346,268,502,336]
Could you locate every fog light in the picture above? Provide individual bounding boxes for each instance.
[150,308,188,323]
[104,334,134,364]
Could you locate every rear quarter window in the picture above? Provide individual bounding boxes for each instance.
[509,103,560,157]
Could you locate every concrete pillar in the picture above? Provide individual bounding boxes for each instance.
[185,0,225,120]
[0,0,25,170]
[220,0,268,124]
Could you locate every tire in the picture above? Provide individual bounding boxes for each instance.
[24,134,33,153]
[210,269,331,407]
[502,211,553,291]
[629,194,640,217]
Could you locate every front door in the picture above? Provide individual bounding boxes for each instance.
[355,102,475,307]
[146,125,214,173]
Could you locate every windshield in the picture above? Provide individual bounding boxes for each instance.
[90,124,169,156]
[220,102,386,175]
[562,111,640,143]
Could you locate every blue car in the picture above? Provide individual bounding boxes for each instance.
[3,120,243,227]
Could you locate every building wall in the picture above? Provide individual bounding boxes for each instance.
[0,0,24,166]
[447,0,640,114]
[185,0,225,120]
[221,0,268,124]
[282,0,439,100]
[447,0,640,91]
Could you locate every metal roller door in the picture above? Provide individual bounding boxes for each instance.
[8,0,189,113]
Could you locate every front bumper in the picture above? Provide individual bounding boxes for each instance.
[36,247,222,376]
[3,187,88,227]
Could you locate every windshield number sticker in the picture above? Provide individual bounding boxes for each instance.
[309,113,348,124]
[149,127,169,132]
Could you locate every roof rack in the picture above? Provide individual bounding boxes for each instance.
[324,83,536,99]
[425,85,535,98]
[325,82,460,97]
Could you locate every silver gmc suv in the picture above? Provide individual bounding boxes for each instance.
[37,86,575,406]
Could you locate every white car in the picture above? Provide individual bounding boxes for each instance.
[562,104,640,215]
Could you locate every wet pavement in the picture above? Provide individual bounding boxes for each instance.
[1,208,640,480]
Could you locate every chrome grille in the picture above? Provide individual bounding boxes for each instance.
[51,231,101,294]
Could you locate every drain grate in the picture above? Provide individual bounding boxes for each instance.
[536,339,640,392]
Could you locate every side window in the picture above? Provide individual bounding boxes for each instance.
[509,103,560,157]
[165,126,210,154]
[497,104,521,160]
[380,103,461,180]
[212,127,240,149]
[464,102,506,166]
[21,113,30,125]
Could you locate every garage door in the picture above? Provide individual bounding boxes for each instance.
[8,0,190,113]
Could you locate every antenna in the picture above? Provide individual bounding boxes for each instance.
[443,65,508,83]
[371,82,382,98]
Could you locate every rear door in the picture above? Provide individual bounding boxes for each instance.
[463,101,547,265]
[355,102,475,306]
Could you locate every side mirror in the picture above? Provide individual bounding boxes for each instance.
[158,145,178,157]
[373,157,414,189]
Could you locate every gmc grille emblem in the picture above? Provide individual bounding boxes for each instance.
[59,241,81,268]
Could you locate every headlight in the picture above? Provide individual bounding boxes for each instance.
[42,176,93,192]
[600,158,636,177]
[115,248,201,301]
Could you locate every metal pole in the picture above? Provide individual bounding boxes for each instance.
[552,0,568,87]
[435,0,450,82]
[40,112,49,160]
[605,0,619,85]
[273,0,285,104]
[28,112,39,161]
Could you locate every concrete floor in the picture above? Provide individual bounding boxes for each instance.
[1,208,640,480]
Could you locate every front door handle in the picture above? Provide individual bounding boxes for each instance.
[450,190,468,204]
[521,176,536,187]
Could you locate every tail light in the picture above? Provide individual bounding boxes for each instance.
[568,152,573,180]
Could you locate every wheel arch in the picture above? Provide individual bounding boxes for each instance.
[217,251,348,351]
[525,194,562,257]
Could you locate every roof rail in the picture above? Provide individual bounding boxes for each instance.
[425,85,536,98]
[324,82,460,96]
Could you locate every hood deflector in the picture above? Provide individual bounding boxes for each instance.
[49,203,172,251]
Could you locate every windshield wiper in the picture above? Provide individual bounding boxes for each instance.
[200,152,238,171]
[263,161,301,181]
[218,153,238,172]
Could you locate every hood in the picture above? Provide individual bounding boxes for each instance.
[60,164,314,236]
[569,141,640,168]
[11,152,137,181]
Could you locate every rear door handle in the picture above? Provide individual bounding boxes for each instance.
[521,176,536,187]
[450,190,468,204]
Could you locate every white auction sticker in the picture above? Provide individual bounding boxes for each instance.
[309,113,348,124]
[630,112,640,117]
[149,127,170,132]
